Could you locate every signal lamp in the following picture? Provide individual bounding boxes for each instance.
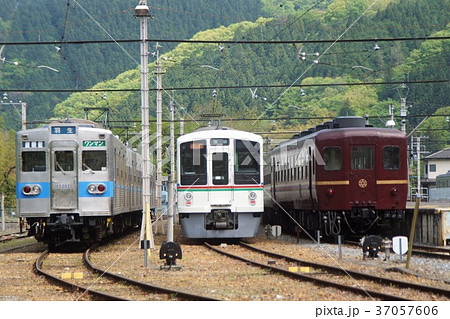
[327,188,334,197]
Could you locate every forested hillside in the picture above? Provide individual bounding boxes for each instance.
[53,0,449,151]
[0,0,264,127]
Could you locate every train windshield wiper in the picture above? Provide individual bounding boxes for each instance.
[82,163,95,174]
[55,161,66,175]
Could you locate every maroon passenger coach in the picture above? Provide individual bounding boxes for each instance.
[264,116,408,237]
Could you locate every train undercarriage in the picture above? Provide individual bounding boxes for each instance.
[264,207,406,239]
[26,211,141,248]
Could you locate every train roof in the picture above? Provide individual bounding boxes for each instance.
[271,116,406,153]
[17,119,108,135]
[178,126,263,143]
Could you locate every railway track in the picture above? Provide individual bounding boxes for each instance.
[411,244,450,260]
[35,246,219,301]
[345,240,450,260]
[0,231,29,243]
[205,242,450,301]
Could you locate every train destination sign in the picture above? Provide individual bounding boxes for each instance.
[51,126,76,134]
[83,140,106,147]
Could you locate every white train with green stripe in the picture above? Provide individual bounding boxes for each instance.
[177,126,264,238]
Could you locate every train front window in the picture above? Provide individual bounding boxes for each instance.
[55,151,74,172]
[82,151,107,171]
[212,153,229,185]
[235,140,260,184]
[180,140,207,185]
[351,147,373,170]
[22,151,46,172]
[383,146,400,170]
[323,147,342,171]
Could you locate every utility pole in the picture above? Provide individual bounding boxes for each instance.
[397,84,409,135]
[1,94,27,131]
[400,97,407,134]
[135,1,154,252]
[167,100,175,235]
[156,49,163,234]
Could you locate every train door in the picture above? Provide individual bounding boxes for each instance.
[349,145,376,203]
[50,141,78,210]
[210,152,232,206]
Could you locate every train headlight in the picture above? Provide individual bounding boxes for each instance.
[32,185,41,195]
[184,192,193,201]
[391,187,398,196]
[327,188,334,197]
[88,184,97,194]
[248,191,257,200]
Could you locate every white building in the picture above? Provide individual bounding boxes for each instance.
[425,148,450,182]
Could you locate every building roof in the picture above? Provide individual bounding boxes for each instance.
[425,148,450,160]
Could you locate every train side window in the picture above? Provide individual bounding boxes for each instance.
[82,150,107,171]
[55,151,74,171]
[212,152,229,185]
[180,140,207,185]
[323,147,342,171]
[22,151,46,172]
[235,140,260,184]
[383,146,400,170]
[351,147,373,170]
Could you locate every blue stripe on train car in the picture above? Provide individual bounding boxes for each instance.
[16,182,51,199]
[78,181,114,197]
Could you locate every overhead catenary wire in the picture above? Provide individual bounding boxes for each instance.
[1,79,447,93]
[0,36,448,47]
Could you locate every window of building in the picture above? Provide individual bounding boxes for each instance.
[429,164,436,172]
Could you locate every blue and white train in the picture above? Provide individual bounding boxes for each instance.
[177,126,264,238]
[16,119,154,247]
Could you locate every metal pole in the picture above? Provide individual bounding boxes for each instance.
[1,193,5,232]
[417,137,421,198]
[170,100,176,224]
[179,111,184,136]
[400,97,406,134]
[156,57,163,234]
[21,102,27,131]
[136,0,154,249]
[167,174,174,242]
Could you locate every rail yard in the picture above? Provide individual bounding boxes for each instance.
[1,223,449,301]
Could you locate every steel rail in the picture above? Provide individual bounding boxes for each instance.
[240,242,450,298]
[345,240,450,261]
[35,250,128,301]
[205,242,409,301]
[0,232,30,243]
[84,246,220,301]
